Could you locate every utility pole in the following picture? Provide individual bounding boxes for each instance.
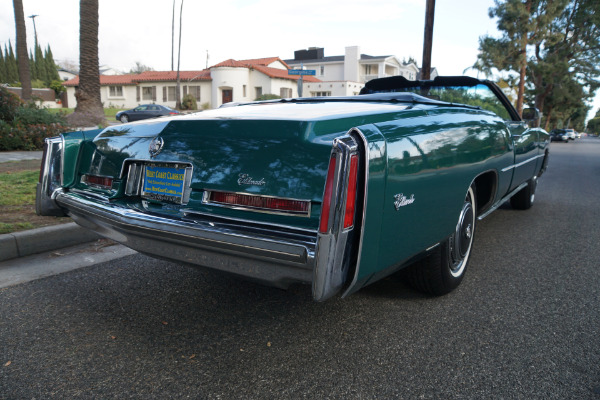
[421,0,435,80]
[175,0,184,109]
[28,14,38,47]
[171,0,175,71]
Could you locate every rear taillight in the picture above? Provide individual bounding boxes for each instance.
[83,174,113,190]
[169,112,178,115]
[343,155,358,229]
[204,190,310,216]
[319,156,337,233]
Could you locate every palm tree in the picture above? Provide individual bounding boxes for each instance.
[12,0,32,100]
[71,0,103,125]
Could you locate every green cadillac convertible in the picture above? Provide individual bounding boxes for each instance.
[36,76,549,301]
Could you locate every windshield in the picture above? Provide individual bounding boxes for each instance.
[372,84,511,120]
[361,76,517,121]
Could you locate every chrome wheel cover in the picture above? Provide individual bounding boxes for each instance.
[449,187,475,277]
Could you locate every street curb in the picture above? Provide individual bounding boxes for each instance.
[0,222,100,262]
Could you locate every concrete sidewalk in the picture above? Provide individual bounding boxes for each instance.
[1,151,101,262]
[0,151,43,162]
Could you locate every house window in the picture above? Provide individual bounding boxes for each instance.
[189,86,201,100]
[280,88,292,98]
[243,85,247,97]
[109,86,123,97]
[168,86,176,101]
[320,65,325,76]
[142,87,153,100]
[312,91,331,97]
[255,87,263,99]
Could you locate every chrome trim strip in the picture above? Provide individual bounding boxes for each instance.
[35,136,67,217]
[341,128,370,298]
[312,132,360,301]
[477,181,528,220]
[202,190,312,217]
[501,154,545,172]
[180,208,317,234]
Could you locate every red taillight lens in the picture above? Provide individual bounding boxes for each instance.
[169,112,178,115]
[319,156,337,233]
[84,174,113,189]
[343,154,358,229]
[207,191,310,215]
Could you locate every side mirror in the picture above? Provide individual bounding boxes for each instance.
[522,108,540,124]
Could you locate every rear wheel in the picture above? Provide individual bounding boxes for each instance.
[120,114,129,123]
[510,178,536,210]
[404,186,476,295]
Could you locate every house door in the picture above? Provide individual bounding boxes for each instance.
[222,89,233,104]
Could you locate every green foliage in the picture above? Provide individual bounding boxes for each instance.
[0,86,67,150]
[49,80,66,97]
[3,42,19,84]
[181,93,198,110]
[475,0,600,127]
[255,94,281,101]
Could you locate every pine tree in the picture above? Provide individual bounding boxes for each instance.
[0,48,5,83]
[34,43,47,84]
[475,0,600,124]
[7,41,19,83]
[29,49,37,80]
[44,45,60,84]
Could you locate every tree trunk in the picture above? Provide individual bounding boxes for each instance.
[72,0,104,125]
[13,0,31,100]
[516,54,526,117]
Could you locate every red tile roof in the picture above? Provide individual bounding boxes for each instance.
[62,59,319,87]
[62,71,211,86]
[210,58,319,82]
[239,57,290,69]
[134,70,211,82]
[62,74,138,86]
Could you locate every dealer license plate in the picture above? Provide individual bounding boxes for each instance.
[141,164,190,204]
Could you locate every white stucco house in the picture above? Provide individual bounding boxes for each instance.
[62,57,320,109]
[284,46,424,97]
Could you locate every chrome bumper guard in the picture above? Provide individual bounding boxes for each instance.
[55,192,317,288]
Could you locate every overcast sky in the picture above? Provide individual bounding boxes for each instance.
[1,0,598,121]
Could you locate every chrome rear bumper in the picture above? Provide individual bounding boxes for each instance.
[56,191,317,288]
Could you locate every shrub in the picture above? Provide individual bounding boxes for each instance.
[255,94,281,101]
[0,87,68,151]
[50,80,66,97]
[181,94,198,110]
[0,86,23,122]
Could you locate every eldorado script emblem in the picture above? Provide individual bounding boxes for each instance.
[394,193,415,210]
[238,173,266,186]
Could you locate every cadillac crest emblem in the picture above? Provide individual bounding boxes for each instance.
[149,137,164,158]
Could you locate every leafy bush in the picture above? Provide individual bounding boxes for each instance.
[0,86,22,122]
[50,80,66,97]
[255,94,281,101]
[0,86,68,151]
[181,94,198,110]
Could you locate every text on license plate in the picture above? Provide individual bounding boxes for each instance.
[142,165,186,203]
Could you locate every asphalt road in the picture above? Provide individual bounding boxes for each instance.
[2,138,600,399]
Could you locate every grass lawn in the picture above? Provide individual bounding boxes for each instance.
[46,107,125,120]
[0,160,69,234]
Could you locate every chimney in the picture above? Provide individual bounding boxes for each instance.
[344,46,360,82]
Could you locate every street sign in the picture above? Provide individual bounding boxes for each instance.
[288,69,316,76]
